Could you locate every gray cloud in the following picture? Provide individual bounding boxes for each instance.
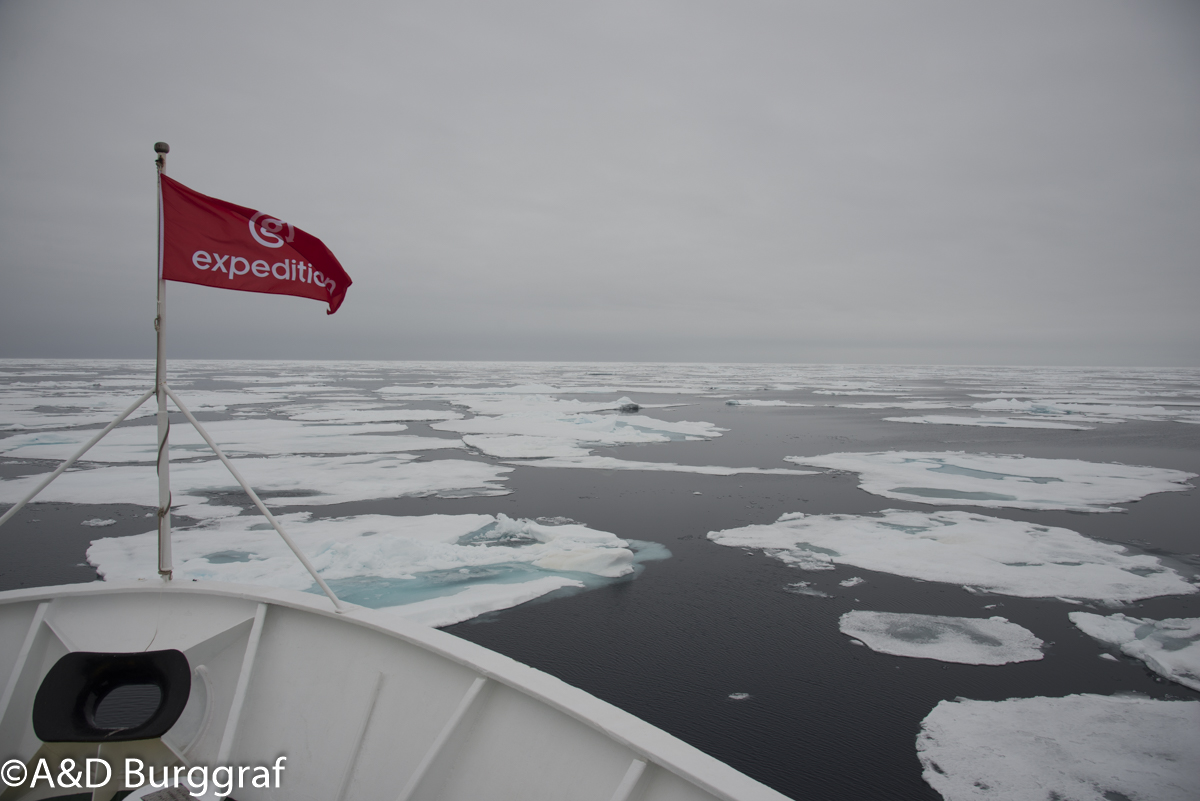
[2,0,1197,364]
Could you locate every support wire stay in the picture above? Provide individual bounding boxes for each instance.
[0,387,156,530]
[163,384,345,612]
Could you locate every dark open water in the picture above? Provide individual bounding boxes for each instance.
[2,361,1198,801]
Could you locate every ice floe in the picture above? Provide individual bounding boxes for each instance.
[431,410,722,445]
[837,401,960,410]
[708,509,1197,602]
[974,397,1195,424]
[282,405,463,424]
[917,694,1200,801]
[0,455,510,519]
[463,435,593,459]
[724,399,812,407]
[883,415,1093,430]
[1070,612,1200,691]
[840,611,1043,665]
[507,455,817,476]
[784,451,1195,512]
[395,577,587,627]
[0,419,462,462]
[88,513,659,627]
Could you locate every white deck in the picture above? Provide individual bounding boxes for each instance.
[0,582,792,801]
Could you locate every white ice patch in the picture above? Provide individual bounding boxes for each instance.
[707,509,1196,602]
[463,435,592,459]
[883,415,1093,430]
[508,455,818,476]
[80,518,116,527]
[840,611,1043,665]
[1070,612,1200,691]
[432,410,722,445]
[283,405,463,424]
[88,513,649,625]
[0,455,510,518]
[838,401,960,410]
[784,451,1195,512]
[394,577,586,628]
[724,399,812,407]
[974,397,1193,424]
[917,694,1200,801]
[0,419,462,462]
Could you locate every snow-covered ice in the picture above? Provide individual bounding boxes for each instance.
[0,418,462,462]
[917,694,1200,801]
[509,455,817,476]
[0,454,511,519]
[724,399,812,407]
[282,405,463,424]
[785,451,1195,512]
[393,577,586,627]
[708,509,1196,602]
[432,409,722,445]
[973,397,1195,424]
[883,415,1093,430]
[838,401,960,410]
[840,611,1044,665]
[463,434,593,459]
[88,512,659,627]
[1070,612,1200,691]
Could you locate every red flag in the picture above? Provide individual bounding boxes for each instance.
[159,174,351,314]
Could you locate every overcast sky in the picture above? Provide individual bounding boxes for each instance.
[1,0,1197,366]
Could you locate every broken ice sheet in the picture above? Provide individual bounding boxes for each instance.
[1069,612,1200,691]
[784,451,1195,512]
[840,611,1043,665]
[88,513,666,627]
[432,409,722,445]
[509,455,817,476]
[882,415,1093,430]
[724,399,812,407]
[464,435,593,459]
[0,418,463,462]
[0,454,511,518]
[973,397,1195,424]
[707,509,1197,602]
[917,694,1200,801]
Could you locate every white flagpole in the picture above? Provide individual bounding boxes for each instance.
[154,141,172,580]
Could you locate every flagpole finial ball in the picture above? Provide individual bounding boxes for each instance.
[154,142,170,154]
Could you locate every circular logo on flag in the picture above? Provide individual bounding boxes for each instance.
[249,212,295,248]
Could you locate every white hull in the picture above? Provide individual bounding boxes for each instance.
[0,582,791,801]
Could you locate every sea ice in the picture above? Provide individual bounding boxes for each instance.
[974,397,1191,424]
[431,410,722,444]
[0,418,462,462]
[393,576,586,627]
[838,401,959,410]
[784,451,1195,512]
[883,415,1093,430]
[88,513,649,626]
[917,694,1200,801]
[707,509,1196,602]
[463,435,592,459]
[724,399,812,407]
[80,518,116,527]
[509,455,817,476]
[283,405,463,424]
[1069,612,1200,691]
[0,454,511,518]
[840,611,1043,665]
